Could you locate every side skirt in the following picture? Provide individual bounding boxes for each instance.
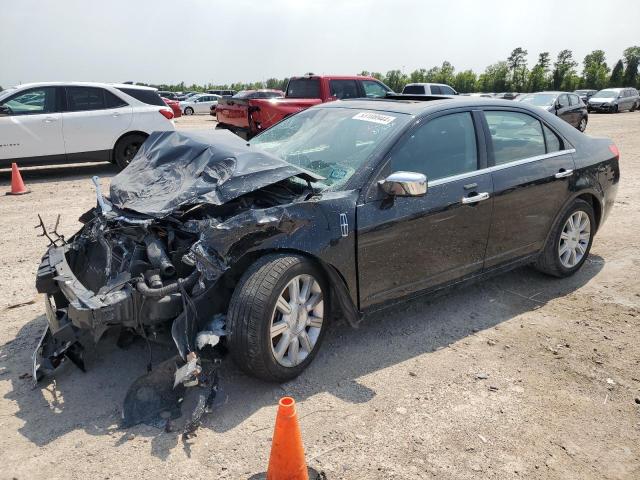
[360,253,540,317]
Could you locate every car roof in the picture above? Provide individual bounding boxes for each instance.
[524,91,578,96]
[318,97,532,115]
[404,83,450,87]
[9,81,157,91]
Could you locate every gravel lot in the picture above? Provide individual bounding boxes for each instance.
[0,112,639,480]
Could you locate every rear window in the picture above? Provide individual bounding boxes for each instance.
[286,78,321,98]
[402,85,426,94]
[116,88,165,106]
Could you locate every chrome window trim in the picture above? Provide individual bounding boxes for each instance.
[427,148,576,187]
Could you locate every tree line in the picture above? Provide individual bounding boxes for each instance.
[371,45,640,92]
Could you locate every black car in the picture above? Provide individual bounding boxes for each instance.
[517,91,588,131]
[34,98,619,409]
[574,89,597,104]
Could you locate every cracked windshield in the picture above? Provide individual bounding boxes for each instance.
[250,107,410,189]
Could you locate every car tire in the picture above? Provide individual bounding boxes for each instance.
[577,116,588,132]
[184,107,194,115]
[113,133,147,170]
[631,102,638,112]
[227,254,329,382]
[612,104,619,113]
[534,199,595,278]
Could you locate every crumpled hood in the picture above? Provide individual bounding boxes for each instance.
[109,130,321,218]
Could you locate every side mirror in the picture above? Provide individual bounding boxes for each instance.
[0,105,11,116]
[378,171,427,197]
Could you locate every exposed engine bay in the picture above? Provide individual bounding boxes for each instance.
[33,130,324,435]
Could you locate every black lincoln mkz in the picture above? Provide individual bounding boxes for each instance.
[35,96,619,406]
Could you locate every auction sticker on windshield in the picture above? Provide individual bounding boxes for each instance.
[352,112,396,125]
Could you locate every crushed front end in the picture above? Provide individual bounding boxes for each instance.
[32,129,320,433]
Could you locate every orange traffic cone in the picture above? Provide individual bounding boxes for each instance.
[256,397,321,480]
[6,163,30,195]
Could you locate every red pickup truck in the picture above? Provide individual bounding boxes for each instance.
[215,75,392,138]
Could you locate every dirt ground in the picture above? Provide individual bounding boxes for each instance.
[0,112,639,480]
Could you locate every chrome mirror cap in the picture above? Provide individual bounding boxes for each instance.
[379,171,427,197]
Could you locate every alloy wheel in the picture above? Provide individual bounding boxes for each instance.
[123,142,141,163]
[270,274,324,367]
[579,118,587,132]
[558,210,591,268]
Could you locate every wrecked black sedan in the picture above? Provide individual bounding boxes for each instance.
[34,97,619,408]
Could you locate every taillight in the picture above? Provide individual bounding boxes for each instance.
[159,108,174,120]
[609,144,620,159]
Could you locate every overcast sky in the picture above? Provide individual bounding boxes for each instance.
[1,0,638,87]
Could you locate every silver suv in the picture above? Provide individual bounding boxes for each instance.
[588,87,639,113]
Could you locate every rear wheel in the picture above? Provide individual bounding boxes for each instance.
[535,199,595,278]
[578,116,587,132]
[227,254,329,382]
[113,133,147,170]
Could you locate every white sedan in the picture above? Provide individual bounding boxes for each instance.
[180,94,221,115]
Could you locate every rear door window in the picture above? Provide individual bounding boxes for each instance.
[66,87,105,111]
[390,112,478,181]
[105,90,128,108]
[286,78,321,98]
[484,111,546,165]
[329,80,359,99]
[558,94,569,108]
[543,124,563,152]
[116,88,165,106]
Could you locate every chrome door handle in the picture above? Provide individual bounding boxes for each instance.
[43,117,57,123]
[555,169,573,179]
[462,192,490,204]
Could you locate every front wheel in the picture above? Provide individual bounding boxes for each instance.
[227,254,329,382]
[113,133,147,170]
[534,199,595,277]
[184,107,194,115]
